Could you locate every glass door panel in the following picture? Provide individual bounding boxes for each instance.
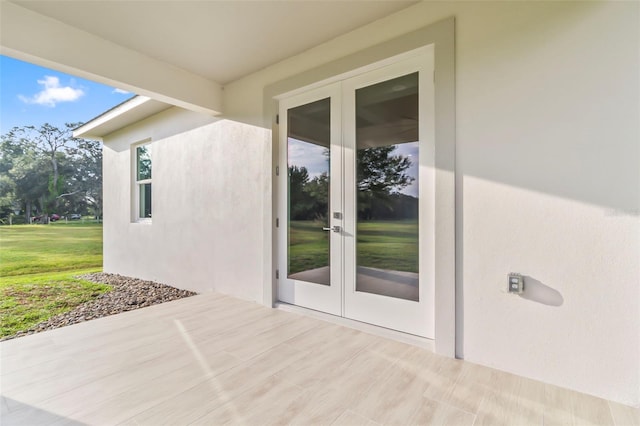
[278,49,434,336]
[287,98,331,286]
[277,83,342,316]
[355,73,420,301]
[342,50,434,338]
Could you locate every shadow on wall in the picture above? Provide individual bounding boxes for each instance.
[520,276,564,307]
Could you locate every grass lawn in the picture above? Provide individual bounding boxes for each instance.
[0,269,109,338]
[0,222,106,339]
[288,220,418,274]
[288,220,330,274]
[0,222,103,276]
[357,220,418,273]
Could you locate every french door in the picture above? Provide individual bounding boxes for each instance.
[278,52,435,338]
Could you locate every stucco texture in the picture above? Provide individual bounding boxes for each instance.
[221,1,639,406]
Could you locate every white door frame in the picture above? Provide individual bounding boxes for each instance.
[342,52,435,338]
[277,53,435,337]
[277,83,343,316]
[264,18,456,356]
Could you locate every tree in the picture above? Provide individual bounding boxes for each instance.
[5,124,70,216]
[287,146,413,221]
[0,123,102,223]
[0,174,16,222]
[0,138,22,220]
[288,165,313,220]
[9,123,84,209]
[356,146,414,219]
[73,139,103,219]
[304,172,329,221]
[287,166,332,221]
[0,138,49,221]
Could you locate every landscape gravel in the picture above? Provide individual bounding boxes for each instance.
[3,273,197,341]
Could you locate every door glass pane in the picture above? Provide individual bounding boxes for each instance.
[287,98,331,286]
[137,145,152,180]
[139,183,152,219]
[355,73,419,301]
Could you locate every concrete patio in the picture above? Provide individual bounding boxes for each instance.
[1,293,638,426]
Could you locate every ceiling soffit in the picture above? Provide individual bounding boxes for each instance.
[13,1,417,85]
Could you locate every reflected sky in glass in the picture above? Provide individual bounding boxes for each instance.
[288,139,328,179]
[393,143,418,197]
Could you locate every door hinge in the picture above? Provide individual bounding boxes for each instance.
[276,218,279,228]
[276,269,280,279]
[276,165,279,176]
[276,114,279,124]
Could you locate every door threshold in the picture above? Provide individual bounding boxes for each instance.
[275,301,434,352]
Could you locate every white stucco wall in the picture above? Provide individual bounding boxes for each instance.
[103,107,270,302]
[218,1,639,407]
[100,0,639,407]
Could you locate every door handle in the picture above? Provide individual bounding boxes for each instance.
[322,226,341,233]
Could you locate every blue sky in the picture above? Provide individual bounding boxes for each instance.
[0,55,134,135]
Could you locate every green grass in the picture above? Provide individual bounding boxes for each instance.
[288,220,418,274]
[288,220,330,273]
[357,220,418,273]
[0,223,107,339]
[0,223,103,276]
[0,269,109,338]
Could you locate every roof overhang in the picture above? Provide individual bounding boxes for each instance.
[73,96,171,141]
[1,1,416,118]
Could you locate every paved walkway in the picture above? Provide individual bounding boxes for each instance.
[1,293,638,425]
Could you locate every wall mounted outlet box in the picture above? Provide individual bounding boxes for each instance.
[508,273,524,294]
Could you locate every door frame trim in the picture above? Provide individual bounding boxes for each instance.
[264,17,456,357]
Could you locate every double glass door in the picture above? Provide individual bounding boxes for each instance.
[277,52,434,338]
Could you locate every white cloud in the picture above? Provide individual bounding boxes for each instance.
[18,76,84,107]
[288,139,329,179]
[112,88,130,95]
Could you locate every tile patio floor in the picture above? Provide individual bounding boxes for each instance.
[1,292,638,425]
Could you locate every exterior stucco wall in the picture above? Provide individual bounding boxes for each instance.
[100,0,639,407]
[220,1,639,406]
[103,107,270,302]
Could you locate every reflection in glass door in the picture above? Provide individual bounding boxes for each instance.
[278,48,434,337]
[343,51,434,338]
[287,98,331,286]
[355,73,420,302]
[278,83,343,316]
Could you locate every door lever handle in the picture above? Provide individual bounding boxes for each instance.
[322,226,341,233]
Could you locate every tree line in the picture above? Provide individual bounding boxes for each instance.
[0,123,102,224]
[289,145,418,222]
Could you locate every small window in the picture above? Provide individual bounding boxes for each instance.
[135,144,152,220]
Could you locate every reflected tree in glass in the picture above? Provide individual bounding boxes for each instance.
[355,72,420,301]
[287,98,331,286]
[136,145,151,180]
[136,145,152,219]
